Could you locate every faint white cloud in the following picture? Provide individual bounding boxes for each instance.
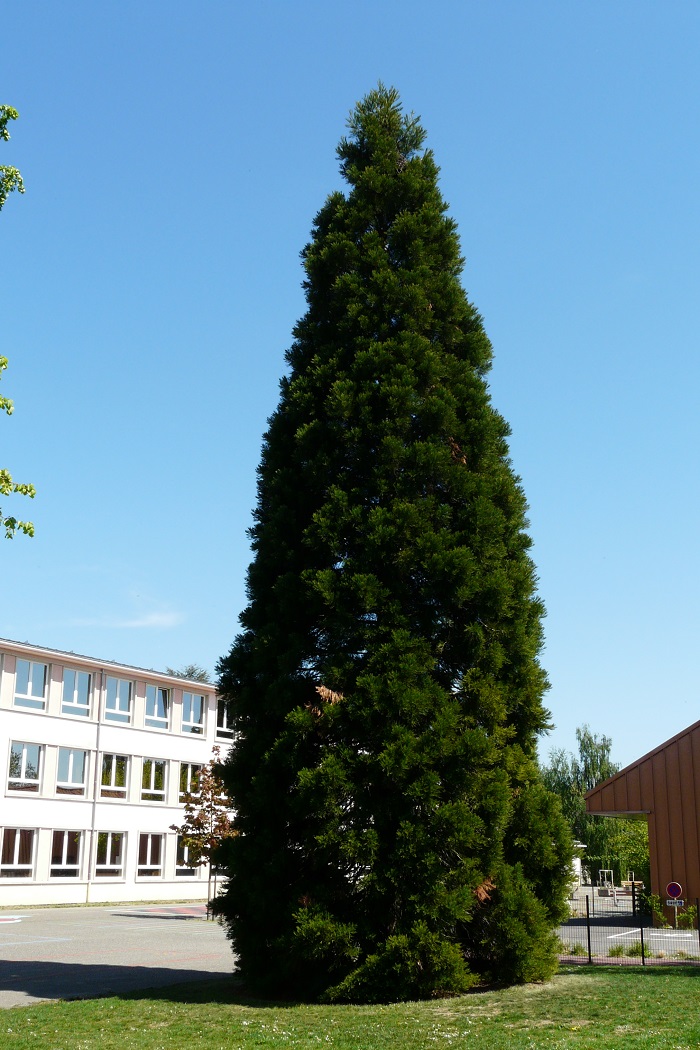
[70,611,184,629]
[116,611,184,629]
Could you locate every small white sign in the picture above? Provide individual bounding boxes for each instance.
[666,899,685,907]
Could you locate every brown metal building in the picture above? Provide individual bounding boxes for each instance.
[585,718,700,912]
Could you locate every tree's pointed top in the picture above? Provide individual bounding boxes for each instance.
[338,83,426,183]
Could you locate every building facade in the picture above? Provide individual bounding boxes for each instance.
[585,718,700,920]
[0,638,232,906]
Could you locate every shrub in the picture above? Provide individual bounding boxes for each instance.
[645,893,670,927]
[677,905,697,931]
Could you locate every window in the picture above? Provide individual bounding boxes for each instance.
[105,676,132,723]
[14,659,48,711]
[62,668,91,717]
[95,831,124,877]
[145,684,170,730]
[216,697,233,740]
[141,758,166,802]
[182,691,205,734]
[50,830,81,878]
[138,833,163,877]
[0,828,35,878]
[8,741,42,792]
[56,748,87,796]
[175,835,197,877]
[179,762,201,802]
[100,753,128,799]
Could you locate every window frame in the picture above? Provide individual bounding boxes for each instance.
[182,691,205,735]
[94,830,125,878]
[13,659,48,712]
[104,676,132,724]
[8,741,43,793]
[179,762,201,802]
[62,668,91,718]
[50,830,82,878]
[145,684,170,731]
[141,758,167,803]
[175,835,198,877]
[100,753,129,800]
[137,832,164,877]
[56,747,88,796]
[0,828,36,878]
[216,697,233,740]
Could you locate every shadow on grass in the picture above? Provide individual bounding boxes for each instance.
[121,976,303,1008]
[126,961,700,1008]
[5,959,699,1013]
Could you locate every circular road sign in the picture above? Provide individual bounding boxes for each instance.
[667,881,683,899]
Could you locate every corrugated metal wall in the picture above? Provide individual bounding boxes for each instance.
[586,720,700,913]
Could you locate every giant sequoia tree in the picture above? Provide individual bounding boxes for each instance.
[217,85,572,1001]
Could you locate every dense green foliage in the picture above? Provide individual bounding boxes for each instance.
[217,85,572,1001]
[541,726,650,887]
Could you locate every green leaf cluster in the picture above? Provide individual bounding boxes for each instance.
[1,108,34,539]
[0,105,24,211]
[216,85,572,1001]
[1,356,35,538]
[541,725,650,887]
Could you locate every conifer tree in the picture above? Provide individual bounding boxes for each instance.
[216,85,572,1001]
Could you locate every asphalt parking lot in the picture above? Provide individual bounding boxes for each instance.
[0,903,235,1008]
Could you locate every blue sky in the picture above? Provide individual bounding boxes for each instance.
[2,1,699,769]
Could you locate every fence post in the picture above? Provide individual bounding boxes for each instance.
[632,880,636,917]
[640,922,645,966]
[586,893,592,964]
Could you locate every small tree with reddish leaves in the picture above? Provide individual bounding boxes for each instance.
[170,746,236,904]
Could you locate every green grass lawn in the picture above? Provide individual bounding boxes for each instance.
[3,967,700,1050]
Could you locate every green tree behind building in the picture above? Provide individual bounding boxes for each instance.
[542,725,650,887]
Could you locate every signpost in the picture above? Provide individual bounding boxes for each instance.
[666,882,683,928]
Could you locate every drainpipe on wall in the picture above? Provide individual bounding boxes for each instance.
[85,670,105,904]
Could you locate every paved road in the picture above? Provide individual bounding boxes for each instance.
[0,904,235,1008]
[559,920,700,959]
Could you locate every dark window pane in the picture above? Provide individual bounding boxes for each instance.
[115,755,127,787]
[1,829,16,865]
[51,831,63,864]
[65,833,80,865]
[18,830,33,864]
[96,832,108,865]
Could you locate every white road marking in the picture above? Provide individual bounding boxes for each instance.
[607,929,694,940]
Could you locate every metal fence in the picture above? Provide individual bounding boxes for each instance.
[558,886,700,966]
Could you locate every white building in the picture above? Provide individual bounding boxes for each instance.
[0,638,233,906]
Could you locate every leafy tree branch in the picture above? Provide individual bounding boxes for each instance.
[1,108,34,539]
